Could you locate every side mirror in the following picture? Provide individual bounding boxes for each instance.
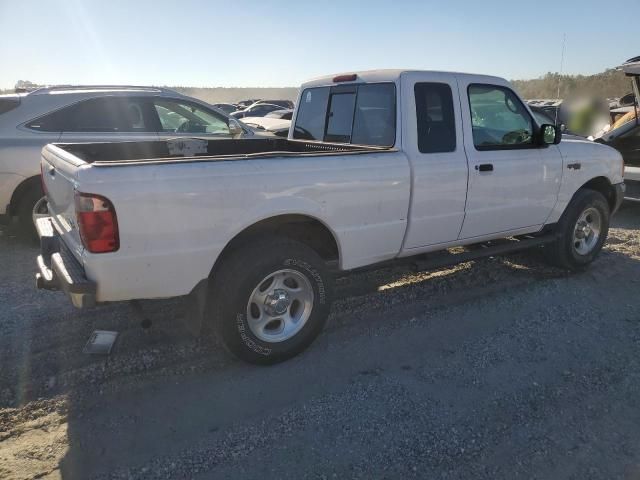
[540,124,561,145]
[228,118,244,137]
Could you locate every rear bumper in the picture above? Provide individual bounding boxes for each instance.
[35,216,96,308]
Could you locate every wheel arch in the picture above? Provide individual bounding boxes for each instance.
[579,176,616,211]
[9,175,42,216]
[209,213,341,278]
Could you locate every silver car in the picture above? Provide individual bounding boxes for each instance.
[0,85,249,233]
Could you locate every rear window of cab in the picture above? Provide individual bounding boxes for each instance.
[293,83,396,147]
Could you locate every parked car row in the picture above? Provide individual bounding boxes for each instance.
[241,109,293,137]
[230,100,294,118]
[213,99,294,117]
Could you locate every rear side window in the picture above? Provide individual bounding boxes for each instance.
[293,87,330,141]
[293,83,395,146]
[25,108,68,132]
[414,83,456,153]
[26,97,153,132]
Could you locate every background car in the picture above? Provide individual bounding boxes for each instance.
[248,99,294,110]
[241,115,291,137]
[0,85,252,234]
[212,103,239,114]
[236,99,261,109]
[231,103,286,119]
[264,109,293,120]
[529,105,557,126]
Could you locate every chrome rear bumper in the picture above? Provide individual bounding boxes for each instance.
[35,216,96,308]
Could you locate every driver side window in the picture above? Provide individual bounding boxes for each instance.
[468,84,533,150]
[153,99,230,135]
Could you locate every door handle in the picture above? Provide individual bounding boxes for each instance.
[567,162,581,170]
[475,164,493,172]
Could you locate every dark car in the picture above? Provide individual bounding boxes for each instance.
[596,56,640,199]
[231,103,285,119]
[213,103,238,114]
[236,99,261,109]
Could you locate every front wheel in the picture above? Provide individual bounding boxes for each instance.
[209,237,333,365]
[545,189,610,270]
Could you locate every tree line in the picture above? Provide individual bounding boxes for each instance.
[511,69,633,100]
[2,69,635,101]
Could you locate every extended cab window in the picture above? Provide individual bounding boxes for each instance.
[468,84,533,149]
[414,83,456,153]
[325,90,357,142]
[153,99,230,134]
[293,83,395,146]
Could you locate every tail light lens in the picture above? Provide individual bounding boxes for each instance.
[75,192,119,253]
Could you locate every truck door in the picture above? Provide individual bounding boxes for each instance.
[456,78,562,239]
[400,72,469,249]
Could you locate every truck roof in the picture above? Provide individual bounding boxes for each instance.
[301,69,507,88]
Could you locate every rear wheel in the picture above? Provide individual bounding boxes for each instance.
[209,237,333,365]
[17,186,46,238]
[545,189,610,270]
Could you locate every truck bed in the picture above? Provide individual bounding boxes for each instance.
[53,137,392,165]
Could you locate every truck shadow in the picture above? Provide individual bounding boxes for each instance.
[2,211,638,410]
[2,219,640,478]
[52,245,640,479]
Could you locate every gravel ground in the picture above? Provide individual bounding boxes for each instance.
[2,204,640,479]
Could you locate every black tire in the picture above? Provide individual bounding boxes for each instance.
[545,188,610,270]
[209,237,334,365]
[17,186,45,239]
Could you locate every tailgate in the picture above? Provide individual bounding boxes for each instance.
[41,144,85,259]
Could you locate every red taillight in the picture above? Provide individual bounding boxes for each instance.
[333,74,357,83]
[75,192,119,253]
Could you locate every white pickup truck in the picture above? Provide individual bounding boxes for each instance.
[36,70,625,364]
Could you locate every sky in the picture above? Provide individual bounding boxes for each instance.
[1,0,638,89]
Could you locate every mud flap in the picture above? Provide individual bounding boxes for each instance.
[185,279,209,336]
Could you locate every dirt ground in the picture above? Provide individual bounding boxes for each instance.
[2,203,640,479]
